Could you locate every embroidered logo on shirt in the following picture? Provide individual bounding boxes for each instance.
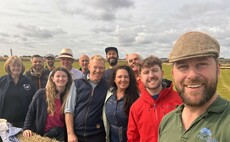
[197,128,218,142]
[23,84,31,90]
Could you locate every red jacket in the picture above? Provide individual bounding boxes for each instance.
[127,79,182,142]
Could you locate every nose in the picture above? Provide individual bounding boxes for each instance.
[187,68,200,80]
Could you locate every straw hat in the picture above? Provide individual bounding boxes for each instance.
[59,48,74,59]
[169,31,220,63]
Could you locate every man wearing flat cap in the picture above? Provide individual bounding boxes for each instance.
[159,31,230,142]
[44,54,55,71]
[103,47,119,82]
[59,48,84,80]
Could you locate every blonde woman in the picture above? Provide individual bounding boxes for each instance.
[23,67,72,141]
[0,56,36,128]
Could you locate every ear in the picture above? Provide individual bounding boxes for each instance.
[161,70,164,77]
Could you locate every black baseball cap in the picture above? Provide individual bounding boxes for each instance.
[105,47,118,55]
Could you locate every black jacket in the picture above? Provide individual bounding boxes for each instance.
[0,74,36,127]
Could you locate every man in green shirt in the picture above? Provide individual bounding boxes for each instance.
[159,31,230,142]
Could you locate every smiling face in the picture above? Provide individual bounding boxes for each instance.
[9,63,23,76]
[79,55,89,69]
[88,58,105,82]
[31,57,44,71]
[52,70,69,88]
[140,65,163,93]
[115,69,130,91]
[127,53,141,73]
[172,56,219,107]
[106,50,118,67]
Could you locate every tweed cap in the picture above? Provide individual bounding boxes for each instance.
[169,31,220,63]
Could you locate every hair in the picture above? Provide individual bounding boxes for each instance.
[4,56,25,74]
[139,55,162,72]
[109,65,139,115]
[45,67,73,115]
[90,55,105,64]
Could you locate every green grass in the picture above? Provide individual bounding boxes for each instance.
[1,60,229,100]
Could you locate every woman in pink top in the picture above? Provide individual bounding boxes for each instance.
[23,67,72,141]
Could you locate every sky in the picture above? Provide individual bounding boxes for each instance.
[0,0,230,59]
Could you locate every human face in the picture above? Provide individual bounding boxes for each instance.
[46,57,55,67]
[172,56,219,107]
[9,63,22,76]
[88,60,105,82]
[140,65,163,92]
[106,50,118,67]
[127,53,140,72]
[59,57,73,70]
[31,57,44,71]
[115,69,130,91]
[79,56,89,69]
[52,70,68,88]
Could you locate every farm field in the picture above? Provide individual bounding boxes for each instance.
[0,60,229,100]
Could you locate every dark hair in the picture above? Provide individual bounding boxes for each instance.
[139,55,162,73]
[109,65,139,115]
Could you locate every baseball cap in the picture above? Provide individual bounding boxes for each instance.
[105,47,118,55]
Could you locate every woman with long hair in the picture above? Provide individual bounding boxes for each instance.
[103,65,139,142]
[23,67,72,141]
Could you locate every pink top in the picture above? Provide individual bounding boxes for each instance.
[44,98,64,132]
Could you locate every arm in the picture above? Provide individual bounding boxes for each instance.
[127,106,140,142]
[65,113,78,142]
[64,82,78,142]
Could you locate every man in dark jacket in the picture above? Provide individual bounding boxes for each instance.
[65,55,109,142]
[25,54,50,91]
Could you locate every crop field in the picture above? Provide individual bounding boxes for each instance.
[0,60,229,100]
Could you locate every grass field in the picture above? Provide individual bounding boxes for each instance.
[0,60,229,100]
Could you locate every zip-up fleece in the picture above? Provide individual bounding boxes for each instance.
[127,79,182,142]
[73,78,108,137]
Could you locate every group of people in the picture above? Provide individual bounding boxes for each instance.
[0,31,229,142]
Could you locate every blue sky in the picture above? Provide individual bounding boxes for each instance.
[0,0,230,59]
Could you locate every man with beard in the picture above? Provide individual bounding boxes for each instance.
[159,31,230,142]
[127,55,182,142]
[103,47,119,82]
[44,54,55,71]
[25,54,50,91]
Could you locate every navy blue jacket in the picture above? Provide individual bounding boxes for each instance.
[73,78,109,137]
[23,89,48,135]
[0,74,36,127]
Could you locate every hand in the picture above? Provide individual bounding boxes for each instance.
[23,130,33,137]
[68,133,78,142]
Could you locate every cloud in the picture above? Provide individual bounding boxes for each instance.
[58,0,134,21]
[16,24,67,39]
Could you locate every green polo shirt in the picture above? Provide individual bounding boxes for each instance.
[159,96,230,142]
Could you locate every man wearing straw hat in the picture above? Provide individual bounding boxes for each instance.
[59,48,84,80]
[159,31,230,142]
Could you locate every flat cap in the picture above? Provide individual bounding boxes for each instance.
[105,47,118,55]
[169,31,220,63]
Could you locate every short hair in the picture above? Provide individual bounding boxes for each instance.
[4,56,25,74]
[90,55,105,64]
[139,55,162,72]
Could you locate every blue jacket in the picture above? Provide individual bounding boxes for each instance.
[0,74,36,127]
[73,78,109,137]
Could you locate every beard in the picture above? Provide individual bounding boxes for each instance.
[175,74,218,107]
[108,58,118,66]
